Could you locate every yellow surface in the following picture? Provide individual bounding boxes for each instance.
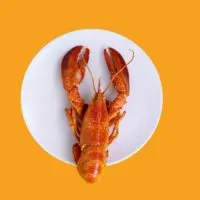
[1,0,199,199]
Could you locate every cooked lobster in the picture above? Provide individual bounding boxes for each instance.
[61,46,134,183]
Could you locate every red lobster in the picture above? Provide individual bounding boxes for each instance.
[61,46,134,183]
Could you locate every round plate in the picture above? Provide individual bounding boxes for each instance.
[21,29,163,166]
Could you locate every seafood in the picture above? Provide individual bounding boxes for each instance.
[61,46,134,183]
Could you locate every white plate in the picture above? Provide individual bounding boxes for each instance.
[21,29,163,166]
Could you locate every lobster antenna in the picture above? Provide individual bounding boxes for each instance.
[102,49,134,94]
[82,58,97,93]
[98,78,101,92]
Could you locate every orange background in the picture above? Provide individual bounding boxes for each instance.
[1,0,199,199]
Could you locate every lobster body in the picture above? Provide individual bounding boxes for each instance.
[80,92,109,147]
[77,91,109,182]
[61,46,133,183]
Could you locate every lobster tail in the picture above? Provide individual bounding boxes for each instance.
[77,146,107,183]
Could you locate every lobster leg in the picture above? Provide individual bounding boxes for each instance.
[104,48,130,121]
[65,102,89,141]
[108,111,126,145]
[109,112,120,126]
[61,46,90,117]
[65,108,80,141]
[73,143,81,163]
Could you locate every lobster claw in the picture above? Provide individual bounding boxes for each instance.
[104,47,129,96]
[61,46,90,116]
[61,46,90,91]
